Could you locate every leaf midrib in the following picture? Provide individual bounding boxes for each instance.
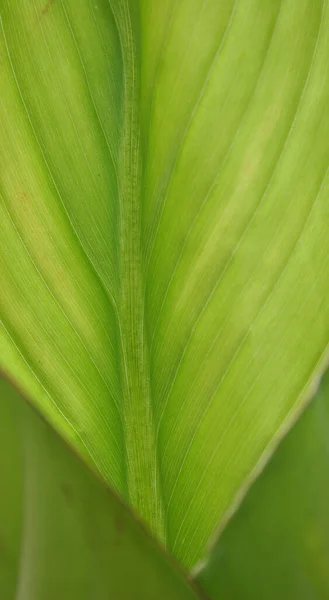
[113,0,166,543]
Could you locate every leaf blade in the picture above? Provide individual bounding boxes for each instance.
[197,367,329,599]
[0,374,202,600]
[1,0,329,569]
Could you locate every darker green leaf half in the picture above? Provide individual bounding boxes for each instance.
[0,374,202,600]
[197,368,329,600]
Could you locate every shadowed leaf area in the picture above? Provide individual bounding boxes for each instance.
[0,375,201,600]
[197,369,329,600]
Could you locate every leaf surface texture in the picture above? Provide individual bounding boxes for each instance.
[1,0,329,567]
[197,368,329,600]
[0,375,201,600]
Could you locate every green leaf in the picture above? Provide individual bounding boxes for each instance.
[1,0,329,569]
[196,367,329,600]
[0,374,202,599]
[0,379,22,597]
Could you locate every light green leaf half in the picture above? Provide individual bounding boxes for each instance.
[197,368,329,600]
[1,0,329,569]
[0,374,202,600]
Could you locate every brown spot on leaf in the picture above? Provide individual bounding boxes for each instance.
[115,515,125,534]
[113,514,125,547]
[41,0,56,15]
[19,192,28,202]
[61,482,74,506]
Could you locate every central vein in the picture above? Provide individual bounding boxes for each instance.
[115,0,165,543]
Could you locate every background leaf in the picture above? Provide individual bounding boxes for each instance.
[0,374,202,600]
[197,368,329,600]
[1,0,329,568]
